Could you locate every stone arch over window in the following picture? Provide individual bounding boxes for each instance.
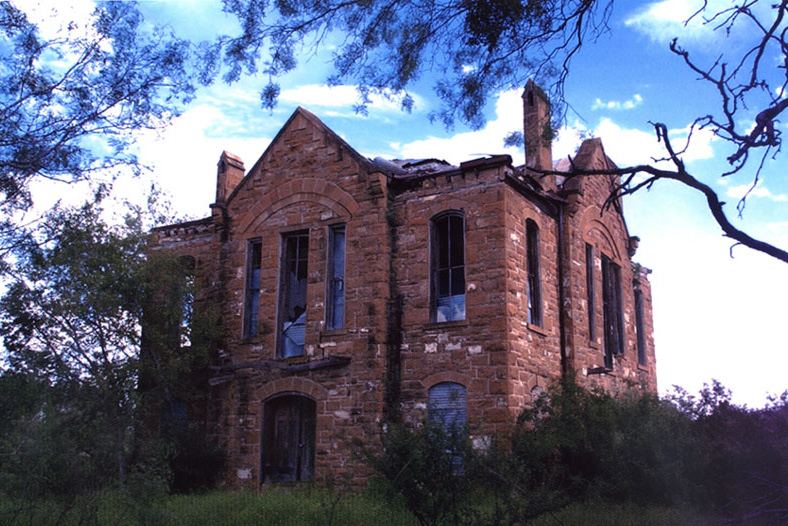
[240,179,359,234]
[430,210,466,323]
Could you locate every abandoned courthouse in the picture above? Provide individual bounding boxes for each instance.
[149,82,657,485]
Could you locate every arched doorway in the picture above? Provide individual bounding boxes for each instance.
[261,394,316,483]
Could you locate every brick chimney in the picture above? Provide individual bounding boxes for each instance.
[216,150,245,203]
[522,80,553,171]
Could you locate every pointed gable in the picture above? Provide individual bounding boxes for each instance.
[225,107,375,206]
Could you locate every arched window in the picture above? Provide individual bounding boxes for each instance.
[430,211,465,322]
[601,254,624,368]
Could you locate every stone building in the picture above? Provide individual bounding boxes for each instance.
[149,81,657,486]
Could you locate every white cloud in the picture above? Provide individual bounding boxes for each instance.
[591,94,643,111]
[726,183,788,203]
[398,90,523,165]
[625,0,722,43]
[625,0,772,45]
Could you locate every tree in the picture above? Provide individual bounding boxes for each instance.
[0,194,151,487]
[214,0,788,264]
[211,0,613,128]
[0,1,195,267]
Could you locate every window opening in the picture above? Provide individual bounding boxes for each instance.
[635,283,647,366]
[526,219,542,326]
[586,243,596,341]
[326,225,345,330]
[279,232,308,358]
[601,254,624,368]
[243,239,262,338]
[179,256,195,347]
[431,212,465,322]
[428,382,467,472]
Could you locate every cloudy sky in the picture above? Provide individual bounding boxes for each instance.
[25,0,788,406]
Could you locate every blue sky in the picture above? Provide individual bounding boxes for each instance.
[24,0,788,406]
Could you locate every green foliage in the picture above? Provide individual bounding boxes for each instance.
[505,377,704,508]
[0,191,224,499]
[215,0,613,128]
[0,2,196,266]
[363,421,474,526]
[366,378,788,525]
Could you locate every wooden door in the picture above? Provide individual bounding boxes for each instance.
[262,396,315,483]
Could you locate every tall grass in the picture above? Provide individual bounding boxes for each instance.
[1,488,719,526]
[0,487,419,526]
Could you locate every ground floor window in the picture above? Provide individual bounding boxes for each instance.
[261,394,315,483]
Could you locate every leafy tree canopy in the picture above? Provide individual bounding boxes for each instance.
[211,0,614,128]
[0,1,195,266]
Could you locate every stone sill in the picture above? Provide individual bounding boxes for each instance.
[526,322,548,336]
[423,319,469,330]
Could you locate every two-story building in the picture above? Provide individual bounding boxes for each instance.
[149,81,657,486]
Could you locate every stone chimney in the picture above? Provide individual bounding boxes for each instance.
[215,150,245,204]
[522,80,553,171]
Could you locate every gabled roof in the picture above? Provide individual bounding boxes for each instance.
[224,107,377,205]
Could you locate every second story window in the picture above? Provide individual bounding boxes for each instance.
[586,243,596,341]
[326,225,345,330]
[634,282,647,366]
[526,219,542,326]
[601,254,624,368]
[279,232,308,358]
[243,239,262,338]
[431,211,465,323]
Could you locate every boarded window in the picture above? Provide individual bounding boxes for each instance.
[586,243,596,341]
[326,225,345,330]
[428,382,467,435]
[526,219,542,326]
[431,212,465,322]
[601,254,624,368]
[635,282,647,366]
[243,239,262,338]
[279,232,308,358]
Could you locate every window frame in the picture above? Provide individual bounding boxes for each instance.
[601,254,624,368]
[634,281,647,366]
[526,219,543,327]
[430,211,466,323]
[243,239,262,339]
[278,231,309,358]
[325,224,346,330]
[586,243,596,342]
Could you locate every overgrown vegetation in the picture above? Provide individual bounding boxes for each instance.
[0,192,225,523]
[365,377,788,526]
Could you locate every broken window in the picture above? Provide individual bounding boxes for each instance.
[526,219,542,326]
[279,232,308,358]
[601,254,624,368]
[431,211,465,322]
[243,239,262,338]
[634,282,647,366]
[326,225,345,330]
[179,256,195,347]
[586,243,596,341]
